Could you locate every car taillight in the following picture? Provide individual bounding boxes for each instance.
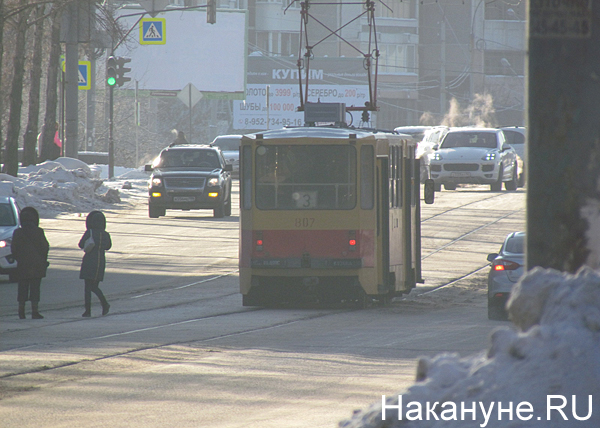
[493,259,521,271]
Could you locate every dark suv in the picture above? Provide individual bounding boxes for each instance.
[145,145,233,218]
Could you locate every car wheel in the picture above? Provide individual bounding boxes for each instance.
[444,183,457,191]
[518,166,526,187]
[490,167,503,191]
[224,198,232,216]
[419,161,429,183]
[505,164,518,191]
[488,300,508,320]
[213,202,225,218]
[149,205,164,218]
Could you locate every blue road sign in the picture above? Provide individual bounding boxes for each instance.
[140,18,166,45]
[78,62,91,90]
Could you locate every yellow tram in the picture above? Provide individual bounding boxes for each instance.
[239,126,425,307]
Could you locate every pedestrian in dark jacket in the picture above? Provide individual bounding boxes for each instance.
[11,207,49,319]
[78,211,112,317]
[169,130,189,146]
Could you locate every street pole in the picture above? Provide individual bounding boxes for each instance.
[440,18,446,117]
[108,85,114,179]
[135,80,139,167]
[527,2,599,272]
[86,55,96,152]
[64,4,79,158]
[189,84,193,143]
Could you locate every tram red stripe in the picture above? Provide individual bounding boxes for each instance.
[241,229,374,267]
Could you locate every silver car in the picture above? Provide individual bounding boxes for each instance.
[429,127,518,191]
[486,231,525,320]
[211,134,241,177]
[0,196,21,281]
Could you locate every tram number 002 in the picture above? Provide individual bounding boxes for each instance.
[294,218,315,228]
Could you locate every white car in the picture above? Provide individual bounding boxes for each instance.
[211,134,241,177]
[429,127,518,191]
[0,196,21,281]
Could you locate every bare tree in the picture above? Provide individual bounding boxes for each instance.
[39,5,63,163]
[3,0,31,176]
[22,4,46,166]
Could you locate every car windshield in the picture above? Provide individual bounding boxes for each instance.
[441,132,498,149]
[504,234,524,254]
[0,203,16,226]
[159,150,220,168]
[213,137,240,151]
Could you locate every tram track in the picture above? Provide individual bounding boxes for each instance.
[0,187,525,385]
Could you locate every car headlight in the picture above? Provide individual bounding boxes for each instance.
[207,178,219,186]
[483,152,497,161]
[151,177,163,187]
[0,239,10,248]
[431,152,443,161]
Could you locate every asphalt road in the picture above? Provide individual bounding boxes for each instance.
[0,183,525,428]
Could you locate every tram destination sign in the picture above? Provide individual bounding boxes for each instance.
[234,57,369,130]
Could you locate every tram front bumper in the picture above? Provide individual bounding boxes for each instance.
[250,257,362,269]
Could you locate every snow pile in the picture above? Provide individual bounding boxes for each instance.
[0,158,127,217]
[340,267,600,428]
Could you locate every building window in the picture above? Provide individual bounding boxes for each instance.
[379,44,417,74]
[485,1,525,20]
[485,51,524,76]
[376,0,416,19]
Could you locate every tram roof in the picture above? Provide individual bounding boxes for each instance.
[244,126,402,142]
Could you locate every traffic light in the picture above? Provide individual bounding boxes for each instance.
[115,57,131,86]
[106,56,117,87]
[207,0,216,24]
[106,56,132,87]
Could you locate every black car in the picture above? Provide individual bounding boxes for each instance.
[145,145,233,218]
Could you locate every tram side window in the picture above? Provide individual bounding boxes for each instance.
[389,146,395,209]
[361,146,374,209]
[242,145,252,210]
[397,146,403,208]
[255,145,357,210]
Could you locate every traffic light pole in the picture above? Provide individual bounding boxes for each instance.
[108,85,114,179]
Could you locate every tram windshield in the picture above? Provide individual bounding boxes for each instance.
[255,145,356,210]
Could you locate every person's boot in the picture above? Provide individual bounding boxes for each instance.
[82,304,91,317]
[18,303,26,320]
[31,302,44,319]
[98,290,110,316]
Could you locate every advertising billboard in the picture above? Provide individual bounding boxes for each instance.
[234,56,370,130]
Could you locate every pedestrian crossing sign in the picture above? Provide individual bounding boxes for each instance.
[140,18,166,45]
[62,60,91,90]
[78,61,91,90]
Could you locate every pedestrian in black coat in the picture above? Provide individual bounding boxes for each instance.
[11,206,49,319]
[78,211,112,317]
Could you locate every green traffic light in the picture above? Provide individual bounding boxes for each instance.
[107,76,116,86]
